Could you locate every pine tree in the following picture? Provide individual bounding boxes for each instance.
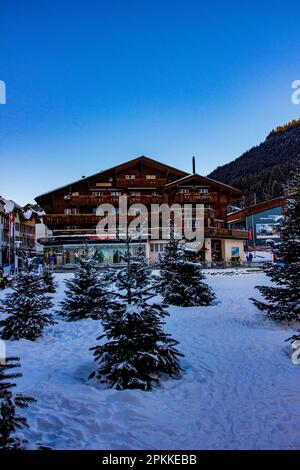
[42,267,56,294]
[0,357,35,449]
[0,270,55,341]
[60,256,113,321]
[90,238,183,390]
[130,242,152,289]
[158,236,215,307]
[117,241,152,291]
[252,170,300,320]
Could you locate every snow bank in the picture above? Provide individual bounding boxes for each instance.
[1,272,299,450]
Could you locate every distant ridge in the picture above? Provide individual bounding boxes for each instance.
[208,119,300,205]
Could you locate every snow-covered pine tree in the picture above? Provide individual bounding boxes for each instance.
[42,267,56,294]
[90,237,183,390]
[130,242,152,289]
[158,235,215,306]
[0,270,55,341]
[251,170,300,321]
[0,357,35,449]
[116,240,153,291]
[60,256,113,321]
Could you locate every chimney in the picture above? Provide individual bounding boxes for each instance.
[192,156,196,174]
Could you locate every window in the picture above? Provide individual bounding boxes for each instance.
[215,220,223,229]
[72,192,79,196]
[92,191,103,196]
[179,188,190,193]
[130,191,141,196]
[111,191,121,196]
[198,188,209,194]
[146,175,156,180]
[64,208,79,215]
[125,174,136,180]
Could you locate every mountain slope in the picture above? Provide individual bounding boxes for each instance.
[208,119,300,205]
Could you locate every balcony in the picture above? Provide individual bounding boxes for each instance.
[44,212,144,227]
[204,228,248,239]
[70,195,120,205]
[44,214,101,226]
[69,194,165,205]
[127,195,164,204]
[116,177,166,188]
[174,192,218,203]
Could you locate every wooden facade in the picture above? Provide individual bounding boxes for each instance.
[35,156,248,264]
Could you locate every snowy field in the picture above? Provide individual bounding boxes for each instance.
[1,270,300,450]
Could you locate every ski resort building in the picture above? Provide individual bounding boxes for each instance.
[35,156,248,266]
[227,196,287,251]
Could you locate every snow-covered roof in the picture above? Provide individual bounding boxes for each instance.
[163,173,242,196]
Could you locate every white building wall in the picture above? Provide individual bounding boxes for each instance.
[222,239,245,261]
[35,222,53,253]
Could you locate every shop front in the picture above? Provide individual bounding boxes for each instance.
[43,242,147,267]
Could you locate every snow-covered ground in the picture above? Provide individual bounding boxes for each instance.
[1,270,300,450]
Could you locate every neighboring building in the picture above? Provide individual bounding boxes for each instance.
[0,199,43,271]
[35,156,248,266]
[0,197,9,268]
[227,196,287,251]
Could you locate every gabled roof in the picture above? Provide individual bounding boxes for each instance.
[35,155,188,200]
[227,196,287,222]
[163,173,243,197]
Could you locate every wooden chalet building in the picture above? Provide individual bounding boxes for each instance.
[35,156,247,266]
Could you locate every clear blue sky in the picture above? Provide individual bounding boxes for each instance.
[1,0,300,204]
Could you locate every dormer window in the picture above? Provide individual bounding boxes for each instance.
[125,174,136,180]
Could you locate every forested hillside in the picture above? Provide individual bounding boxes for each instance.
[208,119,300,205]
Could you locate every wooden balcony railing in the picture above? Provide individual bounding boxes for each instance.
[174,192,218,203]
[69,194,165,206]
[44,214,100,226]
[116,177,166,188]
[70,195,120,205]
[44,212,146,227]
[204,228,248,238]
[127,195,164,204]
